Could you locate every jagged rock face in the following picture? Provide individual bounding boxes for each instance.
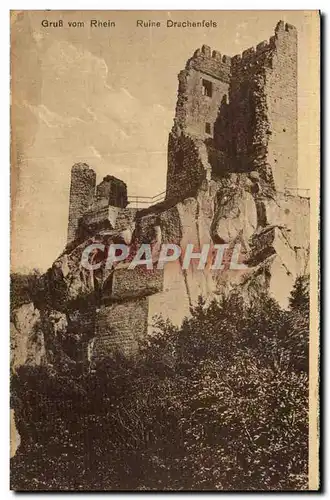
[11,20,309,369]
[11,303,46,371]
[211,175,258,245]
[11,175,309,370]
[10,22,310,465]
[10,409,20,458]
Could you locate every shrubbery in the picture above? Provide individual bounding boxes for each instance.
[11,277,309,491]
[10,271,41,317]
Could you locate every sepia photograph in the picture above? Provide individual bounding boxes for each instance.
[10,10,320,491]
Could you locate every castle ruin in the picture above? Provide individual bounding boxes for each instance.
[48,21,309,362]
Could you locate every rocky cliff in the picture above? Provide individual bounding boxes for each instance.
[10,21,310,459]
[11,172,309,373]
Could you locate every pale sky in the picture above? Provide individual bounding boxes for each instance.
[11,10,319,272]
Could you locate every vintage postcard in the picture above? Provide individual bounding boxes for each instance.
[10,10,320,491]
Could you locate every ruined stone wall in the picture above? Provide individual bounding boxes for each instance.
[166,132,211,201]
[265,22,298,190]
[92,298,148,359]
[229,45,273,178]
[168,21,298,200]
[96,175,128,208]
[67,169,130,245]
[225,21,298,190]
[166,45,231,200]
[175,46,231,138]
[80,205,119,237]
[67,163,96,245]
[103,266,164,303]
[55,20,307,363]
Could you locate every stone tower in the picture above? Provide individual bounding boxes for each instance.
[96,175,128,208]
[166,46,231,201]
[166,20,298,200]
[228,20,298,191]
[174,45,231,138]
[67,163,96,245]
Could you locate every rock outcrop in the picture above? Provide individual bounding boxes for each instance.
[11,22,310,444]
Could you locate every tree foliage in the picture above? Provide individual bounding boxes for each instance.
[10,270,41,316]
[289,274,310,313]
[11,278,309,491]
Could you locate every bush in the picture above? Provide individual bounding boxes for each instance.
[11,278,309,491]
[10,271,41,316]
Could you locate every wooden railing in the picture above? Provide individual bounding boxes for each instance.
[127,191,166,208]
[127,187,310,209]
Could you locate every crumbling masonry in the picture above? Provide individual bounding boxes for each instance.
[16,21,309,366]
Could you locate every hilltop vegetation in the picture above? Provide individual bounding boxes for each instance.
[11,276,309,491]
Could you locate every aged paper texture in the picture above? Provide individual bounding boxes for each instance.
[10,10,320,491]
